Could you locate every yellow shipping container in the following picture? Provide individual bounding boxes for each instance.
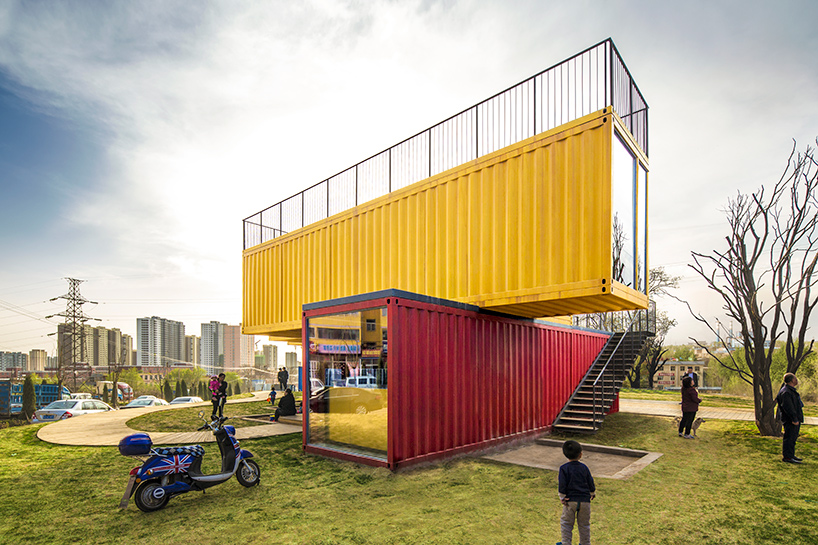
[243,107,648,339]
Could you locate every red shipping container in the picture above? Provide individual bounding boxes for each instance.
[302,290,610,470]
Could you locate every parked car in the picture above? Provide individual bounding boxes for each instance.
[121,398,170,409]
[309,387,384,414]
[134,395,157,400]
[169,396,204,405]
[69,393,93,400]
[310,378,325,392]
[344,376,378,388]
[32,399,114,422]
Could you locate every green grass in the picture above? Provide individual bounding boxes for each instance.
[130,400,276,431]
[129,393,303,432]
[1,413,815,544]
[620,387,818,416]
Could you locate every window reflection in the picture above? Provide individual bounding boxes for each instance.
[612,132,636,289]
[307,308,388,459]
[637,162,648,294]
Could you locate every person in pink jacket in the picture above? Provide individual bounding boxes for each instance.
[678,376,702,439]
[209,375,220,419]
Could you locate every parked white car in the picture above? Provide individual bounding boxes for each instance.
[169,396,204,405]
[121,398,170,409]
[344,376,378,388]
[33,399,114,422]
[310,378,325,392]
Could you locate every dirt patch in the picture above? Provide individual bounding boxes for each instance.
[482,438,662,479]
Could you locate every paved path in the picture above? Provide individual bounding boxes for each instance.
[619,398,818,425]
[38,394,814,448]
[37,391,301,447]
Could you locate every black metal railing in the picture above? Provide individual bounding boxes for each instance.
[572,300,656,335]
[243,38,648,249]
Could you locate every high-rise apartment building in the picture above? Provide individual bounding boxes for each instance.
[200,321,224,376]
[56,323,132,367]
[185,335,200,365]
[284,351,299,381]
[121,334,135,365]
[29,349,47,371]
[87,325,109,367]
[263,344,277,371]
[0,352,28,371]
[200,322,253,375]
[136,316,185,368]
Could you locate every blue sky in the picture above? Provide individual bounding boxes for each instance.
[1,0,817,355]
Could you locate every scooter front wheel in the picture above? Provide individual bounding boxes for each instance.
[236,459,260,487]
[133,480,169,512]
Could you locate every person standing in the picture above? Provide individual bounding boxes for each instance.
[209,375,220,420]
[678,376,702,439]
[215,373,228,419]
[686,366,699,387]
[558,440,595,545]
[777,373,804,464]
[281,367,289,391]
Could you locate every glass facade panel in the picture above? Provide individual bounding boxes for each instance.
[637,162,648,294]
[306,308,388,459]
[612,132,636,289]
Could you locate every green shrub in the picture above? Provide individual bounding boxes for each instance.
[22,375,36,420]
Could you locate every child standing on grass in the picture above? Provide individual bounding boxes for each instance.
[558,440,595,545]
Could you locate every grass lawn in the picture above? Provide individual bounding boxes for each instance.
[620,387,818,417]
[129,393,304,431]
[1,412,815,544]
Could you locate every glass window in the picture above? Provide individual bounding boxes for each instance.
[637,162,648,294]
[612,132,636,288]
[307,307,388,460]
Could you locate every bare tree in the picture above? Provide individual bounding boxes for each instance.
[684,140,818,436]
[627,310,676,388]
[107,346,127,409]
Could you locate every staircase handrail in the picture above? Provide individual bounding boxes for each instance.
[589,310,642,429]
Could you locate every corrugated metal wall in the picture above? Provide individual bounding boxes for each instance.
[244,109,647,339]
[389,297,609,469]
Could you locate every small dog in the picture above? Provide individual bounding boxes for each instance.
[673,416,705,437]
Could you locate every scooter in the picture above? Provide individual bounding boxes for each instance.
[119,411,260,512]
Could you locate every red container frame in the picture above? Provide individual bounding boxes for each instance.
[302,290,610,470]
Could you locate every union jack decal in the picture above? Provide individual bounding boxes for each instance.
[153,454,195,474]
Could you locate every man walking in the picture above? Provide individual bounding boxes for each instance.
[777,373,804,464]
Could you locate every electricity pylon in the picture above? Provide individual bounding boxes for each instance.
[46,278,99,391]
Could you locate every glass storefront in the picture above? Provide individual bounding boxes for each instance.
[306,307,388,460]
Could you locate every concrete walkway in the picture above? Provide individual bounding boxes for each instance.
[36,390,301,447]
[38,393,813,448]
[619,398,818,425]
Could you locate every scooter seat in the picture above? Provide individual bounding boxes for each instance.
[154,445,205,458]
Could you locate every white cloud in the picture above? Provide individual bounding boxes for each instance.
[0,0,817,352]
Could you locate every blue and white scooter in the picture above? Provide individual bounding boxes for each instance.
[119,411,260,512]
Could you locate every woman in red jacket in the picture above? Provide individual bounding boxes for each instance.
[678,376,702,439]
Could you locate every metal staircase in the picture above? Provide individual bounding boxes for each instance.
[553,304,656,434]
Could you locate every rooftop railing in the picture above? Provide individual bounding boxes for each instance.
[243,38,648,249]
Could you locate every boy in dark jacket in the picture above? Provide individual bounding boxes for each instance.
[558,440,595,545]
[777,373,805,464]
